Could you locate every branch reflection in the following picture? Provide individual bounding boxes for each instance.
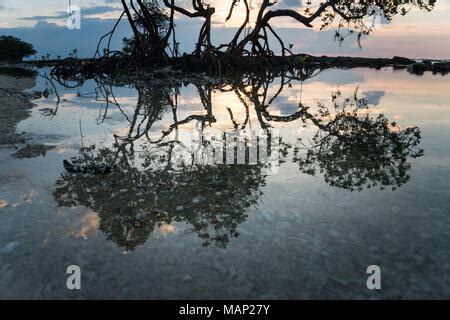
[51,68,423,249]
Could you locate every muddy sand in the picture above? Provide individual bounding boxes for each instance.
[0,66,37,144]
[0,65,55,158]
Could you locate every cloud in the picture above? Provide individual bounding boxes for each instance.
[363,91,386,105]
[0,18,131,59]
[20,5,121,21]
[2,1,448,60]
[271,95,300,115]
[281,0,304,7]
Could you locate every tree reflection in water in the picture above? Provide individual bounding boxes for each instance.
[55,148,265,250]
[293,89,424,191]
[52,68,423,249]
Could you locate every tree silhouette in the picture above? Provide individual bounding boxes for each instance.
[0,36,36,62]
[111,0,437,58]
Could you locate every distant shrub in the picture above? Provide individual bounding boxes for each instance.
[0,36,36,62]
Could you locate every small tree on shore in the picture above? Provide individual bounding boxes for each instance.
[0,36,36,62]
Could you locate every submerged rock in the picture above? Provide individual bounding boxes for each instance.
[406,61,450,75]
[1,241,18,254]
[432,62,450,74]
[12,144,55,159]
[63,159,113,175]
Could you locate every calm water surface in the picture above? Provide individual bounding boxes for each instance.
[0,67,449,299]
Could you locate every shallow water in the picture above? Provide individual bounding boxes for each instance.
[1,67,450,299]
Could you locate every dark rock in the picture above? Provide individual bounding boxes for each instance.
[432,62,450,74]
[392,56,415,65]
[407,62,426,75]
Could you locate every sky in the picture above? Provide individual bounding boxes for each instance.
[1,0,450,59]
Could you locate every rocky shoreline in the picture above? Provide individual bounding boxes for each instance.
[0,66,36,145]
[26,54,450,79]
[0,65,55,158]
